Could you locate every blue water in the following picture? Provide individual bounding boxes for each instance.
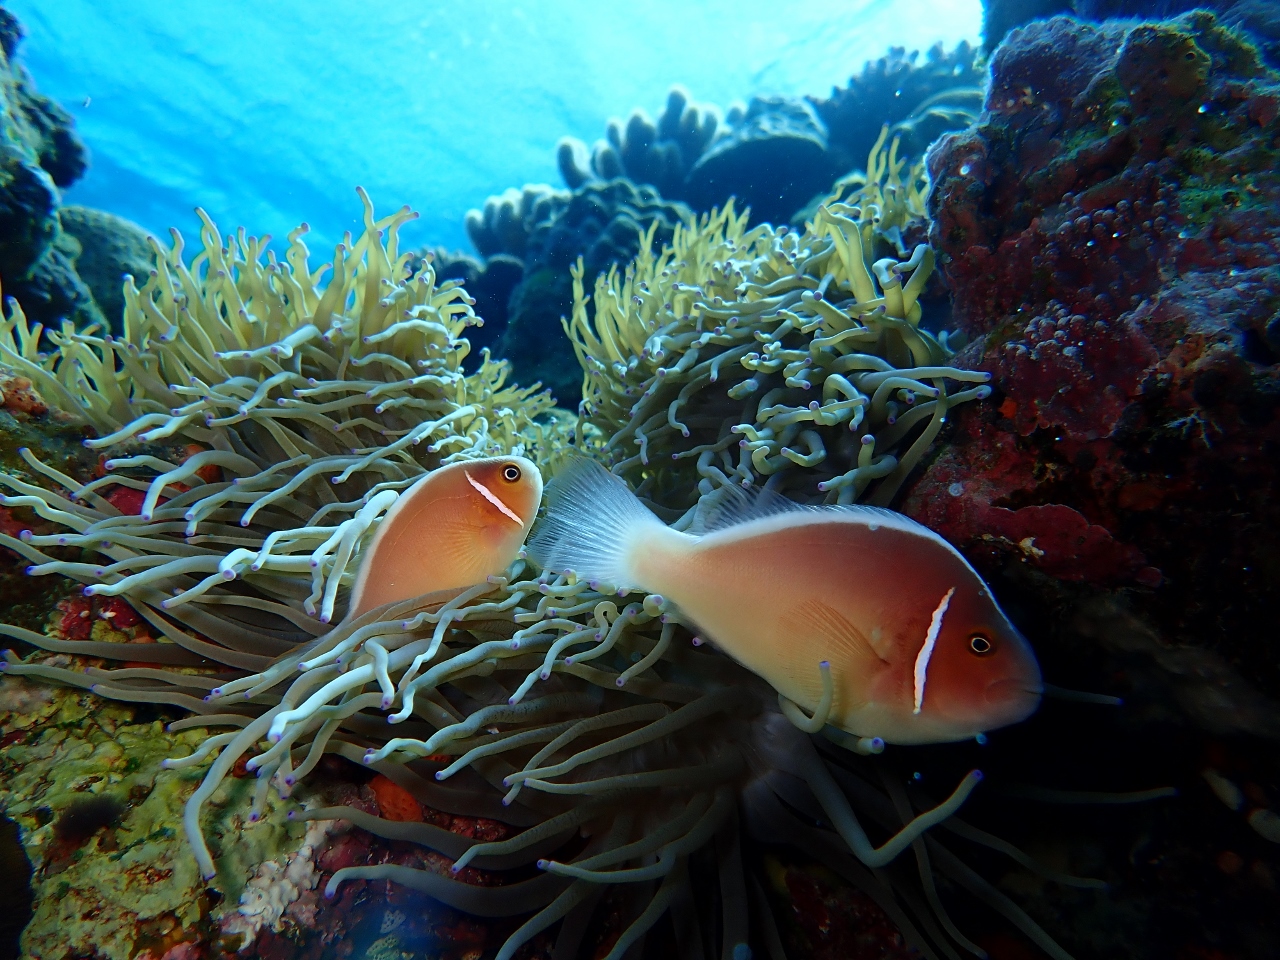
[6,0,981,253]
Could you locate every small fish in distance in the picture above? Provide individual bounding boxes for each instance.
[525,458,1042,745]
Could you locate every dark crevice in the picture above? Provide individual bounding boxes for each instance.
[0,812,33,960]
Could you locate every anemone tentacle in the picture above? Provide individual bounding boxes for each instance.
[0,183,1094,960]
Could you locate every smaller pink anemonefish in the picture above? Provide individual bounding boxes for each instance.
[346,456,542,620]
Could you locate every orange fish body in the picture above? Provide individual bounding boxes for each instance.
[527,460,1041,745]
[347,456,542,620]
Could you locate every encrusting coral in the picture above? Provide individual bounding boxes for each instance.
[567,131,985,515]
[0,187,1090,960]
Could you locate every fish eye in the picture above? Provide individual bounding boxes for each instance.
[968,634,994,656]
[502,464,522,483]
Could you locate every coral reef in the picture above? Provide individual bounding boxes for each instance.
[0,189,1097,960]
[917,10,1280,703]
[6,14,1279,955]
[558,45,982,228]
[465,42,982,412]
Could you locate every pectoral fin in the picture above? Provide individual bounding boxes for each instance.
[787,599,888,707]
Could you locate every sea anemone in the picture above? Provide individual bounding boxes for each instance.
[565,130,985,516]
[0,187,1090,960]
[0,188,561,630]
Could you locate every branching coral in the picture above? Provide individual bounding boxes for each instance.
[0,189,1085,960]
[565,136,985,515]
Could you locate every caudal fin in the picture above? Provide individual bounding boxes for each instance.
[525,458,668,588]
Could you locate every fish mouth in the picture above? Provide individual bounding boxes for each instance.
[984,677,1043,720]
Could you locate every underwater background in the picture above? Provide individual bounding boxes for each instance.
[3,0,982,252]
[0,1,1278,959]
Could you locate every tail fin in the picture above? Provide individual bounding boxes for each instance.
[525,458,669,588]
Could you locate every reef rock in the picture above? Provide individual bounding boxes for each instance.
[910,12,1280,697]
[0,6,102,330]
[464,179,690,403]
[982,0,1280,69]
[808,43,985,184]
[58,205,155,332]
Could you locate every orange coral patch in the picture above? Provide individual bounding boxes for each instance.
[183,444,222,484]
[369,773,423,822]
[0,373,48,416]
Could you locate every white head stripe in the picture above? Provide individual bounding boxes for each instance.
[913,587,956,716]
[465,470,525,527]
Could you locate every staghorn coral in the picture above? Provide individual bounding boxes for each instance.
[566,139,983,516]
[0,191,1094,960]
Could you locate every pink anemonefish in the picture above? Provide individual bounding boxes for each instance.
[526,459,1042,745]
[346,456,542,619]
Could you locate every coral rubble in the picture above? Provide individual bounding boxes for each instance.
[919,12,1280,702]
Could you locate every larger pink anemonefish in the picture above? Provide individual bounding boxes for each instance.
[526,458,1042,745]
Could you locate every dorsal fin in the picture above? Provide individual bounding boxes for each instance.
[687,481,938,540]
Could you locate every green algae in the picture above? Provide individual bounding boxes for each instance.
[0,682,305,960]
